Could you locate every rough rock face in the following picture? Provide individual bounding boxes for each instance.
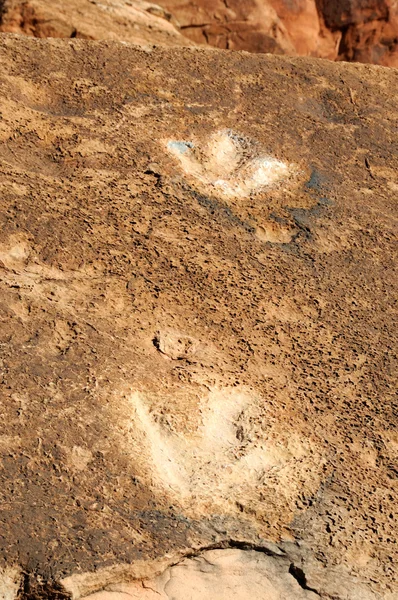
[318,0,398,65]
[155,0,398,65]
[0,0,191,47]
[147,0,298,54]
[0,0,335,57]
[1,0,397,65]
[0,35,397,600]
[154,0,335,56]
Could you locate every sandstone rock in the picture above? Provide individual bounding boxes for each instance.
[77,549,320,600]
[268,0,340,59]
[153,0,297,53]
[317,0,398,66]
[1,0,397,65]
[0,35,397,599]
[156,0,398,65]
[0,0,191,47]
[0,567,22,600]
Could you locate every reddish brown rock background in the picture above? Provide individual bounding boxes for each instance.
[0,0,192,47]
[1,0,397,65]
[155,0,398,65]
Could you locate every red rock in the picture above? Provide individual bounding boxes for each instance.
[0,0,192,47]
[317,0,398,66]
[154,0,296,54]
[156,0,398,65]
[268,0,340,58]
[1,0,397,64]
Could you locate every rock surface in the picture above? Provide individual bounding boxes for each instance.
[153,0,298,54]
[0,35,397,599]
[155,0,398,65]
[0,0,191,47]
[1,0,397,65]
[317,0,398,65]
[78,549,320,600]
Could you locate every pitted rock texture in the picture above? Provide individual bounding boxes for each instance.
[0,36,397,599]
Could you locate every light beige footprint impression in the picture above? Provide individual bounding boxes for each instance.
[167,129,294,198]
[166,130,303,243]
[128,386,323,521]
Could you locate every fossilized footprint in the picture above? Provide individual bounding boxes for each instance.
[128,387,323,522]
[166,130,306,244]
[167,129,293,198]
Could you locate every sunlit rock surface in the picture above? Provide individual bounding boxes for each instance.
[0,35,397,600]
[1,0,397,65]
[0,0,191,47]
[156,0,398,65]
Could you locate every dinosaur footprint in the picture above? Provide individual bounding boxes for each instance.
[167,129,292,198]
[166,130,303,244]
[129,387,321,519]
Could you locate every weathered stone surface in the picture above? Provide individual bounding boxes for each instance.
[0,0,191,47]
[78,549,320,600]
[0,35,397,599]
[152,0,296,53]
[317,0,398,65]
[155,0,335,56]
[1,0,397,65]
[68,547,392,600]
[268,0,340,58]
[155,0,398,65]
